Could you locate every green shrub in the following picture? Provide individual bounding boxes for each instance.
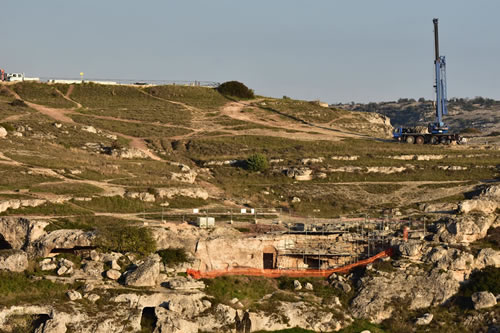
[217,81,254,99]
[0,122,15,132]
[246,153,269,172]
[156,248,191,267]
[97,226,156,256]
[460,266,500,296]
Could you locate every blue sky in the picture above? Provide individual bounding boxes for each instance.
[2,0,499,103]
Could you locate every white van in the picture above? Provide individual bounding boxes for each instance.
[7,73,24,82]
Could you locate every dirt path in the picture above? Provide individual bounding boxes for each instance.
[220,100,363,142]
[65,85,75,98]
[0,113,30,123]
[55,86,82,108]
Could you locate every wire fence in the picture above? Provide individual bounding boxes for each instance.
[40,77,220,87]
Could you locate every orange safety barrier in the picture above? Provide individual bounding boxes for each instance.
[187,248,394,279]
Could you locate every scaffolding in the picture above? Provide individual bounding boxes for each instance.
[275,214,407,271]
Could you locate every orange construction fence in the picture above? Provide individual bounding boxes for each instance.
[187,248,394,279]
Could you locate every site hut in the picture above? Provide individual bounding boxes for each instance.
[197,216,215,229]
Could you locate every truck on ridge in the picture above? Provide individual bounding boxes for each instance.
[393,19,463,145]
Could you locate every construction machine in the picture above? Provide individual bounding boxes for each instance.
[393,18,462,144]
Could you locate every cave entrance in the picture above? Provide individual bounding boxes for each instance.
[32,314,51,332]
[0,234,12,250]
[140,307,157,332]
[50,246,96,256]
[262,245,277,269]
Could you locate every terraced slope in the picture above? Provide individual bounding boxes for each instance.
[0,82,498,222]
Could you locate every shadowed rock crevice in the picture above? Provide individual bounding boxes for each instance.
[0,234,12,249]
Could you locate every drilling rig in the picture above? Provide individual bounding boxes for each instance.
[393,18,462,145]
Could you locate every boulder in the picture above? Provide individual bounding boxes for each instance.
[415,313,433,325]
[84,294,100,303]
[82,283,95,293]
[81,126,97,134]
[475,248,500,268]
[82,261,104,278]
[124,254,161,287]
[110,260,121,271]
[171,170,198,184]
[398,241,424,259]
[56,266,68,276]
[471,291,497,310]
[105,269,121,280]
[0,250,29,272]
[40,258,57,271]
[293,280,302,290]
[66,290,82,301]
[0,127,7,138]
[332,281,351,293]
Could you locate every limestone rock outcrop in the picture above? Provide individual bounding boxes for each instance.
[350,269,460,323]
[0,217,49,250]
[124,254,161,287]
[31,229,96,257]
[471,291,497,310]
[157,187,209,200]
[459,184,500,215]
[0,250,29,272]
[436,214,497,245]
[0,199,46,213]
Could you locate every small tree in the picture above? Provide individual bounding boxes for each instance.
[217,81,254,99]
[246,153,269,172]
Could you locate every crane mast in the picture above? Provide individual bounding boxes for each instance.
[431,18,449,134]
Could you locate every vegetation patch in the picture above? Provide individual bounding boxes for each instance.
[217,81,254,99]
[0,165,60,191]
[157,248,191,267]
[70,114,192,138]
[73,195,160,213]
[12,82,75,108]
[69,83,191,125]
[204,276,277,307]
[246,153,269,172]
[146,85,228,110]
[30,182,103,195]
[460,266,500,297]
[98,225,156,256]
[0,271,74,306]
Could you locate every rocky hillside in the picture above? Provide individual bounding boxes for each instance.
[0,81,499,332]
[337,97,500,137]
